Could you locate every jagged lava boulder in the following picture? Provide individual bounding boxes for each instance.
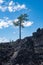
[1,28,43,65]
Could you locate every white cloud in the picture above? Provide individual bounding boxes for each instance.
[0,17,13,29]
[13,19,33,27]
[0,6,7,12]
[8,3,26,12]
[0,1,26,12]
[0,17,33,29]
[13,4,26,10]
[0,37,9,43]
[14,19,18,23]
[22,21,33,27]
[9,1,15,6]
[0,0,4,4]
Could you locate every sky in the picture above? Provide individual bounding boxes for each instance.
[0,0,43,42]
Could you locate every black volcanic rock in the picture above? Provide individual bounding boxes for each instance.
[0,28,43,65]
[13,38,34,65]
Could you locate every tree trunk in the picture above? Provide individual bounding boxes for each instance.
[19,21,21,39]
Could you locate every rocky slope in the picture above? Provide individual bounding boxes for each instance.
[0,28,43,65]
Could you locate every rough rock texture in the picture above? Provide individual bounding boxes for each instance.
[0,28,43,65]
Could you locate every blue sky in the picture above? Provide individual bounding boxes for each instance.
[0,0,43,42]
